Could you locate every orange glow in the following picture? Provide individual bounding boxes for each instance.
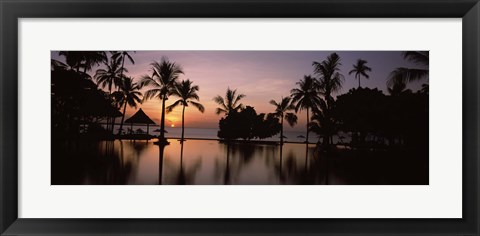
[171,124,175,128]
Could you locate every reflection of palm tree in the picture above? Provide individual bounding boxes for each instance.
[279,145,284,183]
[158,144,166,185]
[388,51,429,87]
[269,97,297,145]
[213,88,245,115]
[224,144,231,185]
[349,59,372,88]
[177,142,186,184]
[141,57,184,142]
[290,75,322,145]
[115,77,143,135]
[167,80,205,142]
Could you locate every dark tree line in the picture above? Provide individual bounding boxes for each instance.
[218,106,281,141]
[215,51,429,152]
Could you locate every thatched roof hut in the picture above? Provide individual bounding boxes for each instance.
[124,108,156,134]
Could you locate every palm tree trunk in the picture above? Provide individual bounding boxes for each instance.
[306,108,309,145]
[160,95,166,140]
[114,56,126,135]
[358,75,361,88]
[280,114,284,145]
[106,88,112,133]
[181,105,185,142]
[121,55,126,76]
[118,101,127,135]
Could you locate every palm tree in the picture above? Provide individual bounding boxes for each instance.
[112,51,135,80]
[94,55,125,133]
[58,51,84,72]
[82,51,107,74]
[388,51,429,87]
[349,59,372,88]
[213,88,246,115]
[166,80,205,142]
[387,79,411,96]
[140,57,184,141]
[313,52,344,106]
[312,53,344,146]
[309,100,333,146]
[59,51,106,75]
[269,97,298,145]
[114,77,143,135]
[94,55,124,94]
[290,75,323,144]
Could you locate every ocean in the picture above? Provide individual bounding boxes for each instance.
[105,124,349,143]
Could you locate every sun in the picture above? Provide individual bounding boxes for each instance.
[171,124,175,128]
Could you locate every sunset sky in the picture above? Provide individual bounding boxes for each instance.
[52,51,428,131]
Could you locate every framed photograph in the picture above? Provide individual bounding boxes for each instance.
[1,0,479,235]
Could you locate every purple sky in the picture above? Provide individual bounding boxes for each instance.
[52,51,428,131]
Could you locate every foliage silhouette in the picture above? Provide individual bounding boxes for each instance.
[312,53,345,147]
[213,88,246,115]
[290,75,323,144]
[349,59,372,88]
[114,77,143,135]
[387,51,429,87]
[166,79,205,142]
[217,106,281,141]
[94,54,125,94]
[51,65,121,139]
[140,57,184,142]
[269,97,297,145]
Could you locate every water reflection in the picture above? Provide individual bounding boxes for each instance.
[52,139,428,185]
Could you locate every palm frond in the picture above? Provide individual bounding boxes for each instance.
[387,67,429,87]
[285,112,298,127]
[403,51,429,66]
[189,101,205,113]
[216,108,227,115]
[166,100,183,113]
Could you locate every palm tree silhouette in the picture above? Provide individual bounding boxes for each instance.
[94,55,125,133]
[349,59,372,88]
[290,75,323,145]
[82,51,107,74]
[309,100,334,147]
[269,97,298,145]
[387,79,412,96]
[213,88,246,115]
[166,80,205,142]
[114,77,143,135]
[58,51,106,76]
[94,55,124,94]
[58,51,84,72]
[112,51,135,80]
[313,53,344,106]
[388,51,429,87]
[312,53,344,146]
[140,57,184,142]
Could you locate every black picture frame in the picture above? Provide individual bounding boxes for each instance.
[1,0,479,235]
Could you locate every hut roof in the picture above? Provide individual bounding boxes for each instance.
[124,108,156,125]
